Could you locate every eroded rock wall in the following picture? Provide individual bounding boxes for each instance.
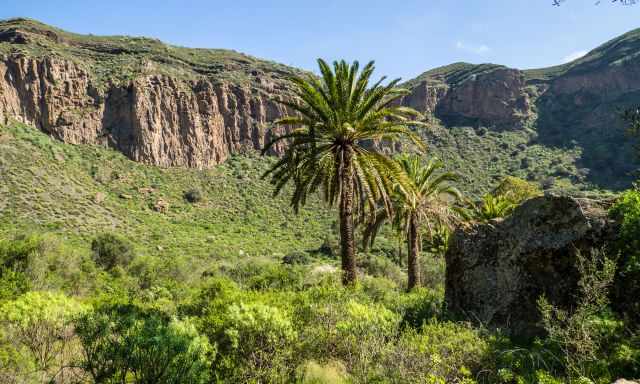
[0,55,291,167]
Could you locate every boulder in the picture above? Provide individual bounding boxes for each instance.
[445,195,617,337]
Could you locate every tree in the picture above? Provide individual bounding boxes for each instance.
[74,304,211,384]
[364,156,462,290]
[0,292,83,383]
[91,233,135,272]
[263,59,424,285]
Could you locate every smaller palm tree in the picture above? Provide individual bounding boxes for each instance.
[364,156,462,290]
[472,193,517,222]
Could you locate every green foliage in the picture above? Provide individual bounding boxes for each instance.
[380,321,488,383]
[492,176,543,205]
[183,188,203,203]
[609,187,640,323]
[538,249,621,382]
[0,291,83,382]
[399,287,444,328]
[473,193,518,222]
[471,176,542,223]
[282,250,313,265]
[204,302,297,382]
[91,233,135,271]
[298,360,349,383]
[0,269,30,302]
[74,303,211,384]
[0,234,43,272]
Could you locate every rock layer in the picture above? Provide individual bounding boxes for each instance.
[445,195,617,337]
[0,55,291,168]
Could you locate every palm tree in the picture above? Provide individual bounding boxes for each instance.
[263,59,424,285]
[364,156,462,290]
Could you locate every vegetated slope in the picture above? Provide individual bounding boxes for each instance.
[0,122,335,266]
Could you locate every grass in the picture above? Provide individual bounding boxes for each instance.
[0,122,336,268]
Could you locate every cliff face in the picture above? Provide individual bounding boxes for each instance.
[0,55,291,168]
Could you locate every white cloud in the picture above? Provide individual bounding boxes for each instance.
[455,41,490,55]
[562,50,588,63]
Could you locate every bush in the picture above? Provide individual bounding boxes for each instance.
[609,187,640,324]
[183,188,203,203]
[398,287,444,328]
[0,234,43,272]
[358,253,404,286]
[0,292,84,382]
[381,321,489,383]
[91,233,135,271]
[493,176,542,205]
[0,268,30,302]
[75,303,211,384]
[298,360,349,383]
[205,302,297,382]
[538,249,621,381]
[221,258,306,291]
[282,250,313,265]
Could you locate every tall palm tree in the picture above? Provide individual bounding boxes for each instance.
[363,156,462,290]
[263,59,424,285]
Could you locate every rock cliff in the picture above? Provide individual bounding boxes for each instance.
[0,18,296,167]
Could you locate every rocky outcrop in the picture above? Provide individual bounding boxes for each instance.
[401,67,533,129]
[0,54,292,168]
[445,195,617,337]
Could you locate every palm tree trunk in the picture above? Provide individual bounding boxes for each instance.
[407,214,421,290]
[339,145,357,285]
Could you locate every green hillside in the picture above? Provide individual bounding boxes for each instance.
[0,122,335,266]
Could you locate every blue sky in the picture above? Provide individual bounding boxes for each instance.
[2,0,639,81]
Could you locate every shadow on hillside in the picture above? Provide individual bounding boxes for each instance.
[533,90,640,191]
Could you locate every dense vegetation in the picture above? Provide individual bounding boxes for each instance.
[1,114,639,382]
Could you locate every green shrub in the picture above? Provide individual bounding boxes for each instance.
[0,291,84,382]
[420,255,446,291]
[609,187,640,324]
[381,321,488,383]
[74,303,211,384]
[0,234,43,271]
[398,287,444,328]
[205,302,297,382]
[282,250,313,265]
[220,258,306,291]
[538,249,621,382]
[0,268,30,302]
[358,253,404,286]
[183,188,203,203]
[298,360,349,384]
[492,176,542,205]
[91,233,135,271]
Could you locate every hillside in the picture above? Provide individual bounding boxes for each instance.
[0,121,335,270]
[402,28,640,190]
